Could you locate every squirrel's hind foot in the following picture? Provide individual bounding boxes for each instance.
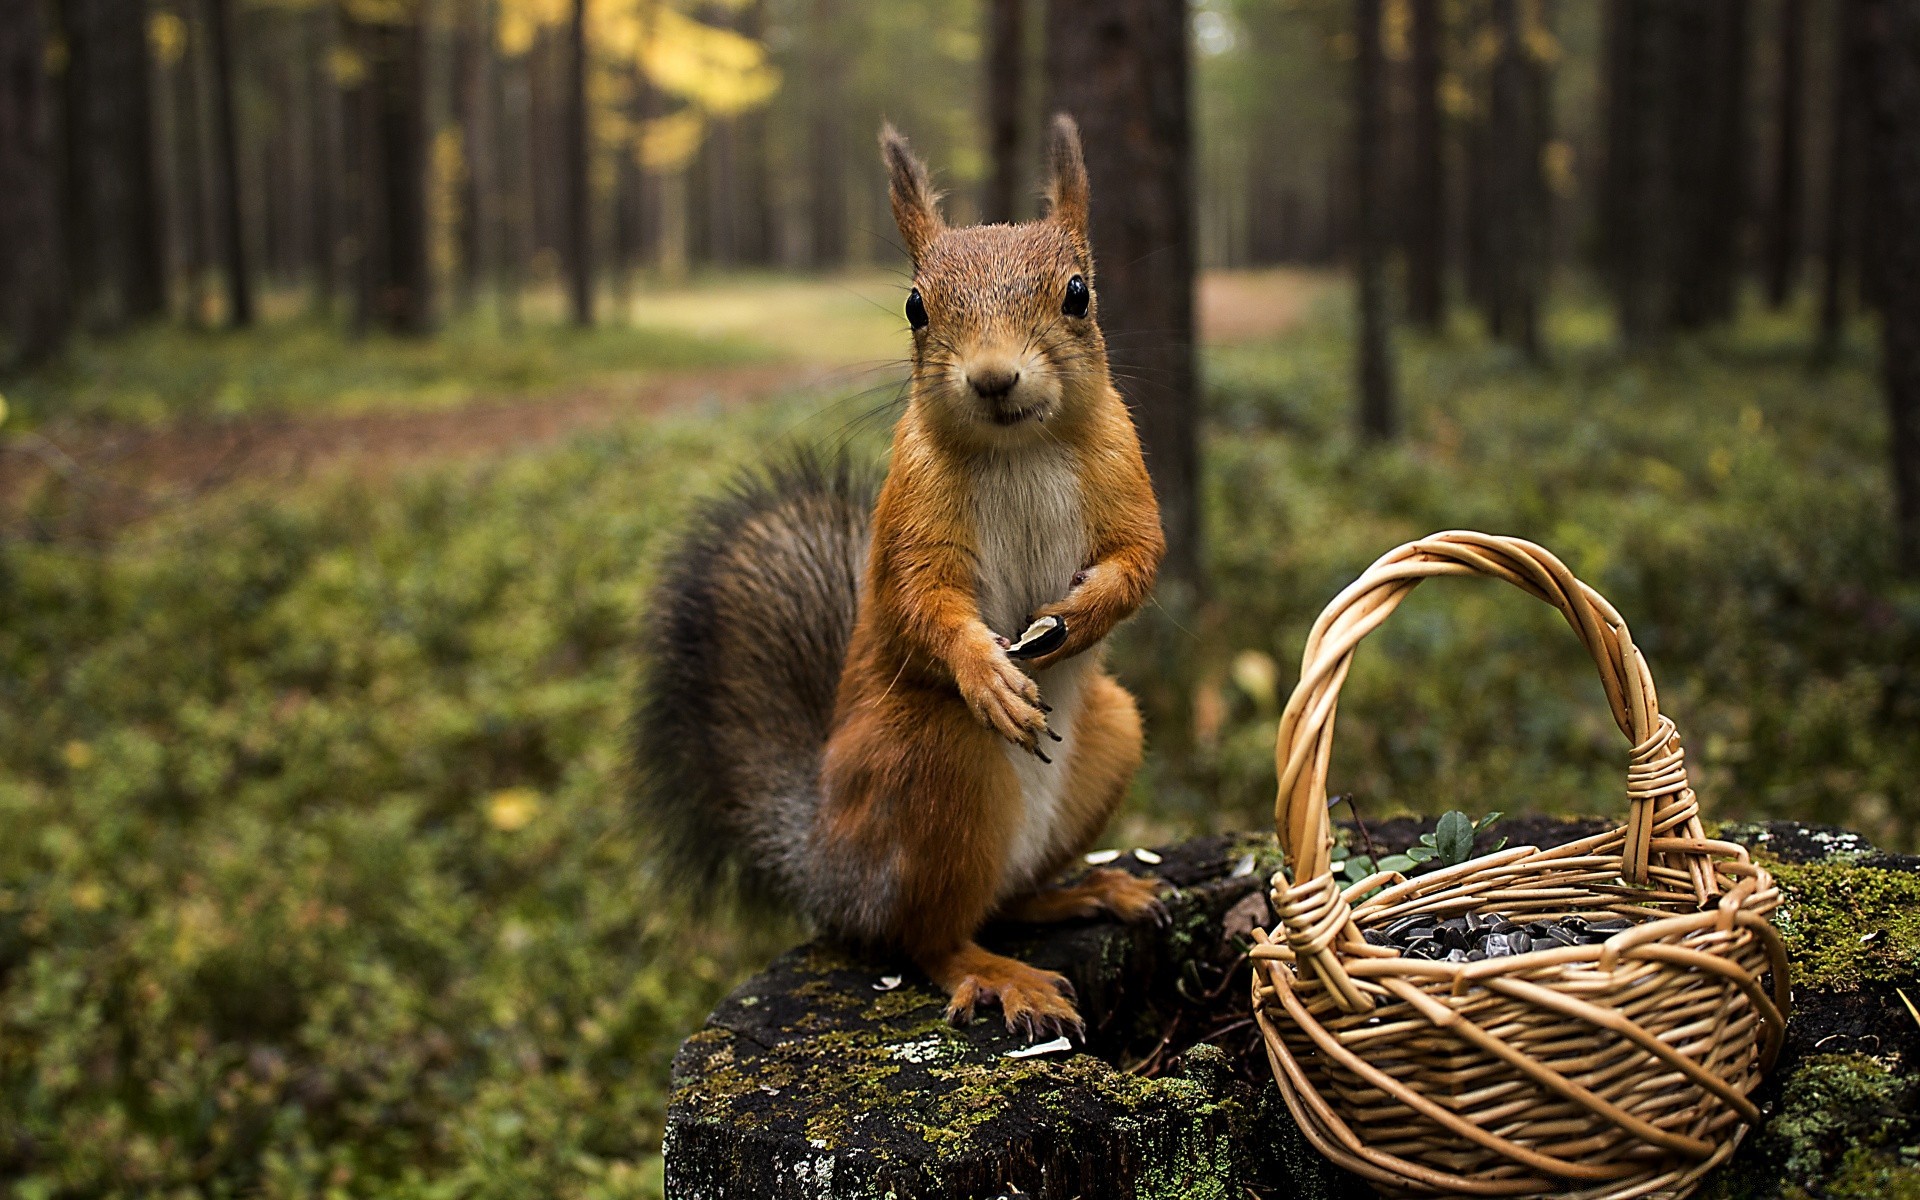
[927,944,1084,1043]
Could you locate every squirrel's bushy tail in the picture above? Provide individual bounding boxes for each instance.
[631,452,875,907]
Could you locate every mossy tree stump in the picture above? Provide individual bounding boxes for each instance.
[665,823,1920,1199]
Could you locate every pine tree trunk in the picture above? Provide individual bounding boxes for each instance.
[495,42,529,327]
[1405,0,1444,331]
[1765,0,1807,309]
[307,7,338,316]
[1818,0,1866,360]
[0,0,69,365]
[351,15,431,336]
[1045,0,1201,592]
[982,0,1024,225]
[1352,0,1397,441]
[204,0,252,327]
[453,0,493,313]
[61,0,168,325]
[1862,0,1920,575]
[806,0,846,268]
[564,0,592,325]
[1601,0,1650,340]
[733,0,773,264]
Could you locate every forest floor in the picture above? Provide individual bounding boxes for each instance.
[0,268,1326,537]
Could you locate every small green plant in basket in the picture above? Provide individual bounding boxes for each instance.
[1331,809,1507,885]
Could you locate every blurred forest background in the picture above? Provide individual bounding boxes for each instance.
[3,0,1920,1195]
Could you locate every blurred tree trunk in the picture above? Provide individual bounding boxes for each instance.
[307,7,338,315]
[1351,0,1397,441]
[453,0,493,313]
[1602,0,1654,340]
[981,0,1024,224]
[806,0,846,268]
[1818,0,1866,361]
[350,14,431,335]
[564,0,592,325]
[1670,0,1749,329]
[495,44,529,327]
[1404,0,1444,332]
[1482,0,1543,357]
[0,0,69,365]
[173,0,210,324]
[60,0,168,325]
[204,0,252,327]
[1862,0,1920,575]
[1045,0,1200,592]
[732,0,773,264]
[611,62,643,303]
[1764,0,1807,309]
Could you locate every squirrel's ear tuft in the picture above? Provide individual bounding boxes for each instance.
[880,123,943,263]
[1045,113,1090,243]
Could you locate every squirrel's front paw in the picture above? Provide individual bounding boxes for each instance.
[958,649,1054,758]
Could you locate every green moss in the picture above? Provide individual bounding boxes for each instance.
[1702,1055,1920,1200]
[1770,861,1920,990]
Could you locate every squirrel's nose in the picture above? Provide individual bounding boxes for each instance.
[968,366,1021,400]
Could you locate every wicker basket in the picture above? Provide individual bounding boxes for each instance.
[1249,532,1790,1199]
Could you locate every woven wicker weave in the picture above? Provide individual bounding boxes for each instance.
[1250,532,1789,1199]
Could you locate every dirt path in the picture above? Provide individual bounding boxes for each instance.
[2,270,1326,537]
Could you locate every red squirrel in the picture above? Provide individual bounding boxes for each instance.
[636,115,1166,1039]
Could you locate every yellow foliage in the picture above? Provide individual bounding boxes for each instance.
[1541,139,1576,197]
[641,109,705,172]
[486,788,543,832]
[1382,0,1411,62]
[328,45,368,88]
[149,12,187,67]
[639,8,778,117]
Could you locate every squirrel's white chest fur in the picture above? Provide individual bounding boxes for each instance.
[966,447,1092,899]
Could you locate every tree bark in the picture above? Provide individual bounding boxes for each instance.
[1045,0,1200,593]
[564,0,592,325]
[204,0,252,327]
[1764,0,1807,309]
[1352,0,1397,441]
[982,0,1024,225]
[1861,0,1920,576]
[0,0,69,365]
[1404,0,1444,332]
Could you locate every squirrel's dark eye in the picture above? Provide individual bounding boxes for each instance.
[1063,275,1090,319]
[906,288,928,330]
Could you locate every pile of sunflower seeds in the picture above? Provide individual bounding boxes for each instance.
[1362,912,1637,962]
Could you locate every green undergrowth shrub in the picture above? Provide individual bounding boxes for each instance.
[0,405,820,1197]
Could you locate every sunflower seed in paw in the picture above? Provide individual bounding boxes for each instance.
[1084,849,1121,865]
[1132,848,1163,865]
[1006,616,1068,660]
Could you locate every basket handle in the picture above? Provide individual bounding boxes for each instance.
[1270,533,1712,1008]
